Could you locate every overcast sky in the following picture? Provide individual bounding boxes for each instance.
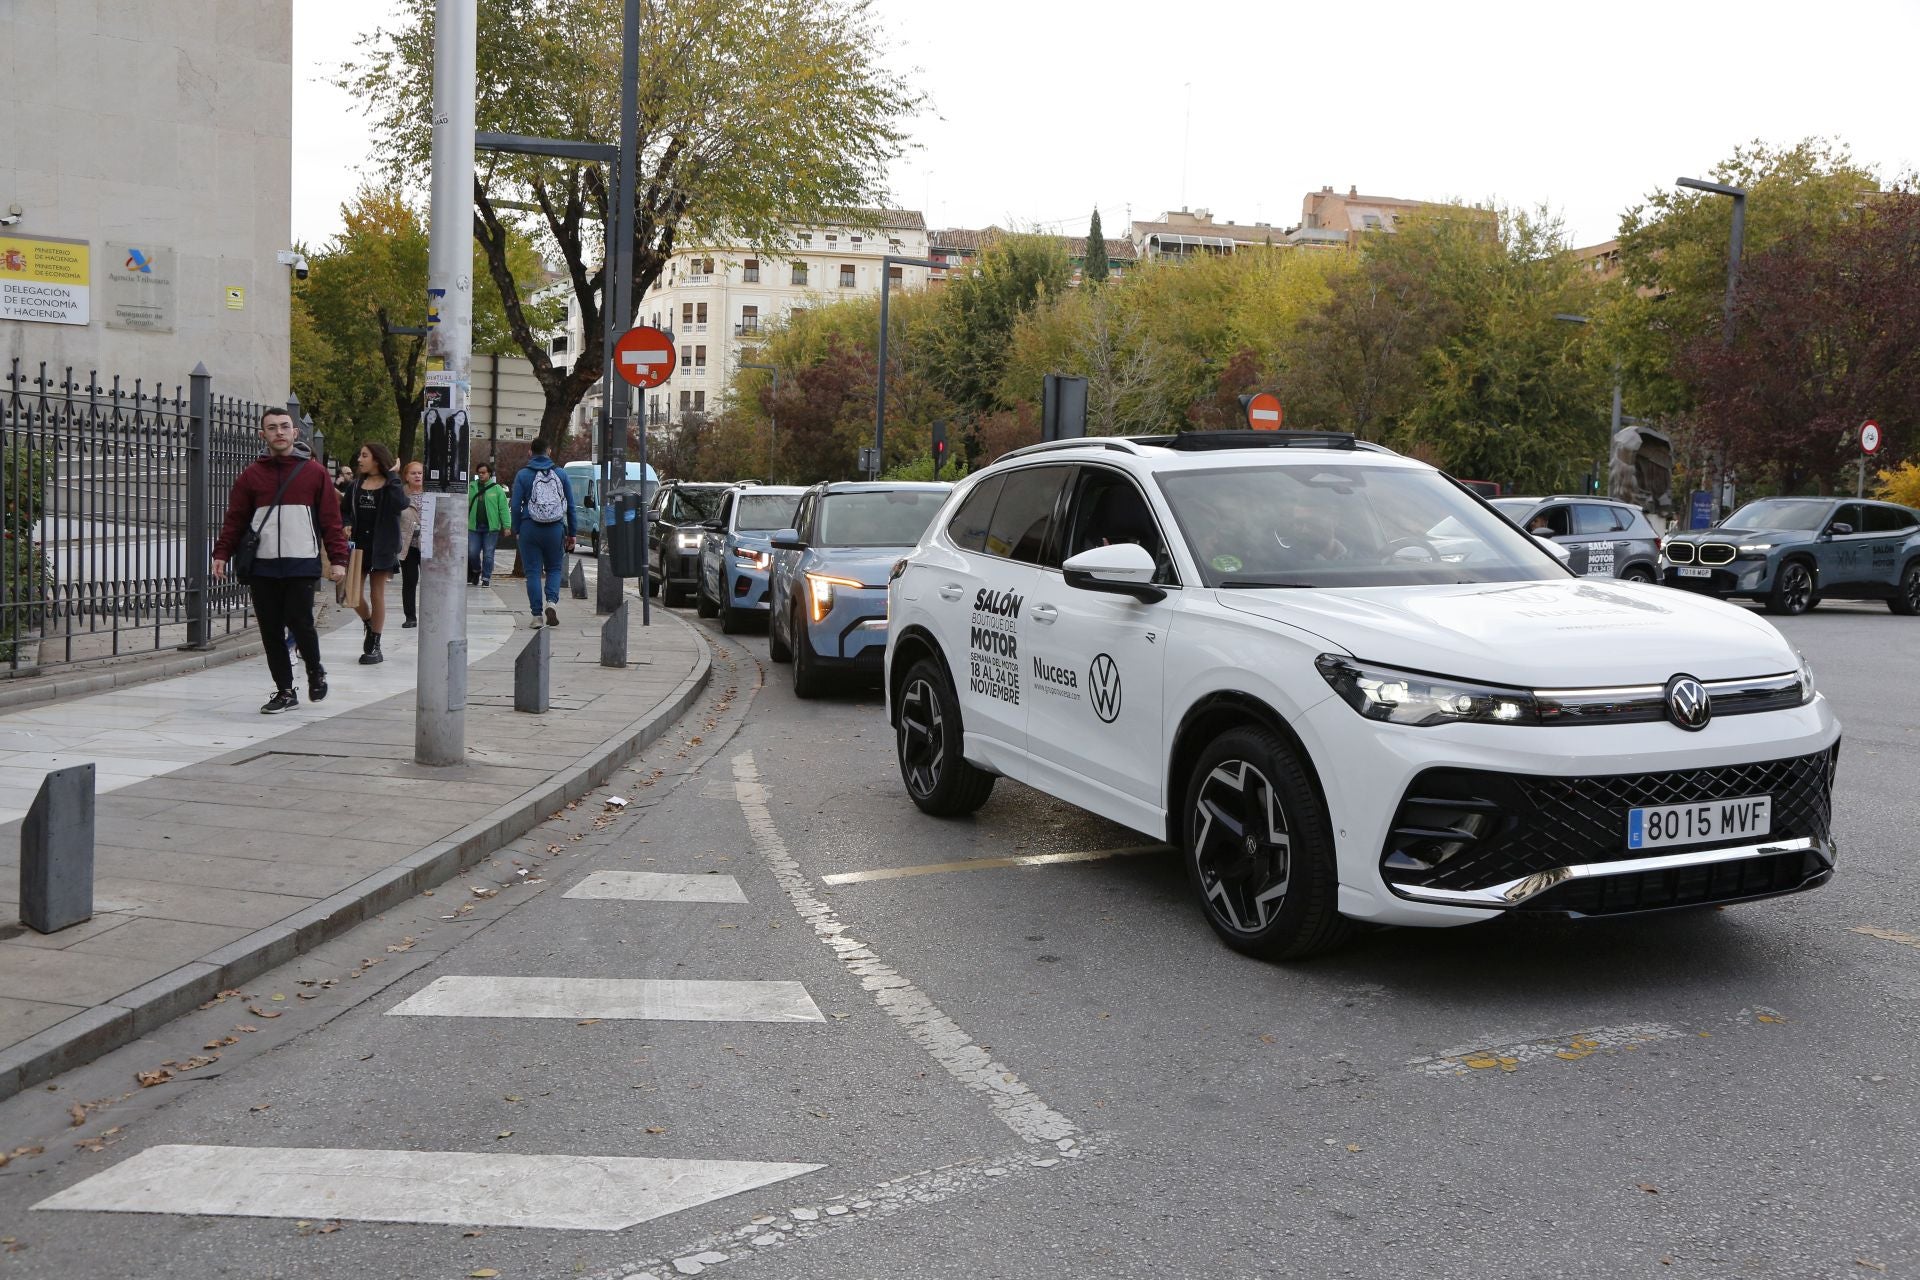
[293,0,1920,253]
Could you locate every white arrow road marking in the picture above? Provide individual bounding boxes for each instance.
[566,869,748,903]
[386,976,824,1022]
[621,349,671,367]
[33,1145,821,1232]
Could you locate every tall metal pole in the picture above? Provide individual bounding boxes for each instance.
[595,165,622,615]
[417,0,476,767]
[615,0,646,625]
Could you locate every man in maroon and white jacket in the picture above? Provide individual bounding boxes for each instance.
[212,408,350,714]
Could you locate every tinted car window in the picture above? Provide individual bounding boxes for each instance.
[736,493,800,532]
[1065,467,1174,583]
[983,466,1068,564]
[947,475,1003,553]
[1723,499,1831,531]
[1572,504,1616,536]
[670,488,724,522]
[1833,504,1866,533]
[816,490,950,548]
[1611,506,1640,533]
[1864,504,1915,534]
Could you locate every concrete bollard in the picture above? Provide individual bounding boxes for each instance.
[515,623,551,713]
[569,556,587,599]
[600,599,628,669]
[21,764,96,934]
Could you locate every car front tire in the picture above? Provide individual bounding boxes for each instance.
[896,658,995,816]
[791,603,825,699]
[1765,559,1816,615]
[1891,561,1920,616]
[695,573,718,618]
[1183,726,1350,961]
[1621,564,1656,584]
[767,588,792,662]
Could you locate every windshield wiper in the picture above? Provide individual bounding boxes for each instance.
[1216,577,1316,589]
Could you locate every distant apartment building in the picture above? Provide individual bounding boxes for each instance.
[927,226,1137,285]
[1129,210,1284,259]
[1287,185,1492,248]
[1570,238,1623,279]
[547,209,929,433]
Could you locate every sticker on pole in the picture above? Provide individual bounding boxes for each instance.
[1861,420,1881,454]
[613,326,675,389]
[1242,392,1283,431]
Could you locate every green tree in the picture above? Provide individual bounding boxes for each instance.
[920,233,1073,416]
[342,0,920,444]
[1082,208,1109,285]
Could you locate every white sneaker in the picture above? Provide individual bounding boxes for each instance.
[527,614,544,629]
[545,604,560,627]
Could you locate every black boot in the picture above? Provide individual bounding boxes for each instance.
[359,633,383,665]
[309,666,329,702]
[361,620,375,657]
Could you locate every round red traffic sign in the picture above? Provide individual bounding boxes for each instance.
[1861,420,1881,454]
[613,325,675,389]
[1244,391,1284,431]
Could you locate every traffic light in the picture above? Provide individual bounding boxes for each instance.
[932,419,948,479]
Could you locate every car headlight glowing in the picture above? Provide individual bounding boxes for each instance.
[1737,542,1775,553]
[1315,654,1538,727]
[805,573,864,623]
[676,532,703,551]
[734,547,771,570]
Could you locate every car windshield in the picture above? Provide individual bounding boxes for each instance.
[735,493,799,532]
[816,490,948,548]
[1490,500,1535,522]
[1721,499,1831,532]
[1156,463,1567,588]
[672,488,726,520]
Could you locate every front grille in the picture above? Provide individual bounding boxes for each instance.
[1516,848,1831,916]
[1699,542,1737,565]
[1382,747,1837,896]
[1666,542,1697,564]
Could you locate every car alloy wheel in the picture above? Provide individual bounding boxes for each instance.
[1770,561,1814,615]
[1893,563,1920,616]
[895,658,995,816]
[897,675,946,800]
[1192,760,1292,935]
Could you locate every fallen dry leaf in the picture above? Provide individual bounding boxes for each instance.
[470,886,500,899]
[462,1229,485,1238]
[270,993,287,1002]
[135,1068,173,1088]
[205,1036,239,1049]
[1345,1144,1362,1153]
[1637,1183,1660,1194]
[251,1103,271,1112]
[234,1023,260,1034]
[246,1005,283,1020]
[1856,1261,1888,1274]
[67,1103,88,1127]
[316,1220,342,1235]
[577,1018,601,1026]
[387,937,417,953]
[296,992,317,1000]
[471,1270,500,1278]
[645,1126,665,1134]
[495,1130,513,1140]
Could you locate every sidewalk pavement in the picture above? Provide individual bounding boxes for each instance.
[0,574,709,1100]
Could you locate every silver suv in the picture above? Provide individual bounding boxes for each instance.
[1492,496,1661,581]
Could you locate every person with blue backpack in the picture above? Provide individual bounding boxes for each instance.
[510,438,577,628]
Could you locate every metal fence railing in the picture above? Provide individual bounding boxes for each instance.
[1,359,267,675]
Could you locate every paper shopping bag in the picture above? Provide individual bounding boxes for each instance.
[344,548,366,610]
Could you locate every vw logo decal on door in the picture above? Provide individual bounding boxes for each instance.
[1088,653,1123,724]
[1665,674,1712,731]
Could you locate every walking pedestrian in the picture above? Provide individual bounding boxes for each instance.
[399,459,425,629]
[211,408,348,714]
[468,461,510,587]
[341,442,408,664]
[509,438,576,629]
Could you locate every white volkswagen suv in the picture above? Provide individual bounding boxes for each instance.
[884,432,1839,960]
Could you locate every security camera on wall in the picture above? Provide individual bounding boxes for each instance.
[274,249,310,280]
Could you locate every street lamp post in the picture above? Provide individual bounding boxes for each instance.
[1677,177,1749,516]
[739,361,779,479]
[872,254,942,478]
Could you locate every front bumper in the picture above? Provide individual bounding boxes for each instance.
[807,588,890,668]
[1299,692,1843,927]
[660,547,701,587]
[727,564,773,611]
[1662,558,1773,597]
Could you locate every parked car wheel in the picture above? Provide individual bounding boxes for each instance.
[1183,726,1350,961]
[721,602,748,634]
[1891,561,1920,616]
[791,603,826,698]
[895,658,995,816]
[1620,564,1656,584]
[767,594,792,662]
[1765,559,1817,616]
[695,575,718,618]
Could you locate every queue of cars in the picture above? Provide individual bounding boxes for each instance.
[645,450,1914,962]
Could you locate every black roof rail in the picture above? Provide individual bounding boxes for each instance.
[997,438,1143,463]
[1125,430,1386,453]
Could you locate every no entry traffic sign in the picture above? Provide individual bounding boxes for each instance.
[1242,391,1283,431]
[1861,420,1881,454]
[613,325,675,389]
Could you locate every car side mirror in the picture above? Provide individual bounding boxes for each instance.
[1062,542,1165,603]
[582,494,597,508]
[1826,522,1853,537]
[1534,534,1572,563]
[769,528,807,552]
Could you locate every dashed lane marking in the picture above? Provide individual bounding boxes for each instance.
[819,845,1167,885]
[733,752,1082,1151]
[566,870,749,903]
[1852,925,1920,952]
[32,1145,821,1231]
[385,976,825,1023]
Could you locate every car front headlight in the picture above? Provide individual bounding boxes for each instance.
[734,547,771,570]
[1797,649,1816,704]
[1738,542,1775,552]
[805,572,864,623]
[676,532,703,552]
[1315,655,1538,727]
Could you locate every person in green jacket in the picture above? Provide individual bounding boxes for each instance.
[468,463,512,586]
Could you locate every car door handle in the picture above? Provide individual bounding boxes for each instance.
[939,583,964,601]
[1032,604,1058,624]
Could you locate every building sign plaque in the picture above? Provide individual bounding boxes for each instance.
[103,242,177,333]
[0,232,90,326]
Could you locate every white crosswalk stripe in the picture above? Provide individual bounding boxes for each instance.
[565,869,748,903]
[32,1145,821,1231]
[386,975,825,1022]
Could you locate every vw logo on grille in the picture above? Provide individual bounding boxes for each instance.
[1665,674,1712,730]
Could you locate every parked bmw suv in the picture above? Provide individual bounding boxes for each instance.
[648,480,735,607]
[1663,496,1920,616]
[1491,496,1662,581]
[696,484,805,633]
[768,481,952,697]
[885,431,1838,960]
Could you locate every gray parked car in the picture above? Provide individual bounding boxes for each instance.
[1662,496,1920,616]
[1490,496,1661,581]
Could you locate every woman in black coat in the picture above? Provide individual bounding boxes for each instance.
[342,441,409,665]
